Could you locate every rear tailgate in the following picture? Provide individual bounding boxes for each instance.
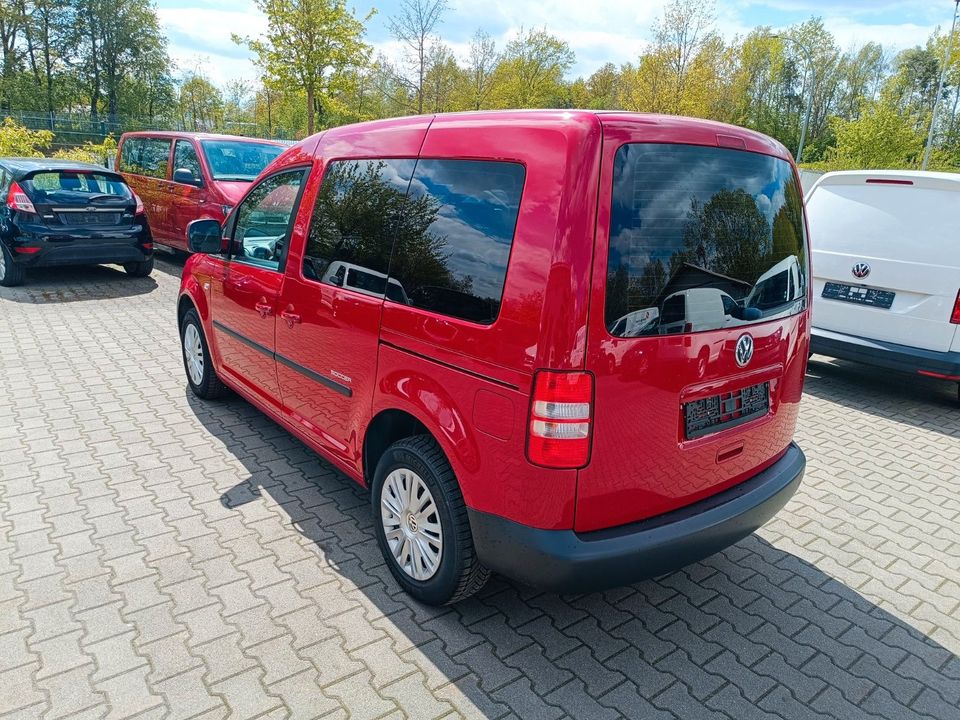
[807,175,960,353]
[576,118,809,533]
[21,169,137,231]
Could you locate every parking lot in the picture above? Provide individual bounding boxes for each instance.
[1,257,959,720]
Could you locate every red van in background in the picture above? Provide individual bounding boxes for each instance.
[116,132,286,251]
[177,111,810,605]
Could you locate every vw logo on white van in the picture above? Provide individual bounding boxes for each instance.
[735,334,754,368]
[852,262,870,279]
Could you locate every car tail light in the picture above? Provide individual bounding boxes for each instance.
[6,182,36,214]
[951,290,960,325]
[527,371,594,469]
[13,246,40,254]
[133,192,145,215]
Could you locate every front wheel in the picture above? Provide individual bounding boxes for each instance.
[0,243,26,287]
[181,308,226,399]
[123,257,154,277]
[372,435,489,605]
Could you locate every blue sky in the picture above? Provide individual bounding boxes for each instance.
[154,0,956,86]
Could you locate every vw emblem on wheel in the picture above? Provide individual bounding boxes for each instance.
[735,333,754,368]
[852,262,870,279]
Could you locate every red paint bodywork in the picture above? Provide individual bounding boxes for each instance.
[117,131,287,251]
[179,110,810,534]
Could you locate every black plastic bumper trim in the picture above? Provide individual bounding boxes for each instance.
[811,327,960,377]
[467,443,805,593]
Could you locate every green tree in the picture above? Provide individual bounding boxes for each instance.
[461,29,497,110]
[388,0,447,114]
[827,96,925,169]
[178,73,224,131]
[236,0,372,135]
[493,28,574,108]
[682,189,771,282]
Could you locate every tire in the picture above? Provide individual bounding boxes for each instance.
[123,257,154,277]
[180,308,226,400]
[372,435,489,605]
[0,243,26,287]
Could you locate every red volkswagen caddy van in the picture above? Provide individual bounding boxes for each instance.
[177,111,810,605]
[116,131,286,251]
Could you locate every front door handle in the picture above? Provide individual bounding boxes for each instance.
[255,301,272,318]
[280,308,301,328]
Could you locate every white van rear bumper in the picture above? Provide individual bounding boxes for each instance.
[811,327,960,380]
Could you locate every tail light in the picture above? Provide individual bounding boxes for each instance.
[526,371,594,469]
[6,182,36,214]
[951,290,960,325]
[133,192,145,215]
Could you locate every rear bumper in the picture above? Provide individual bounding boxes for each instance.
[811,327,960,379]
[6,234,152,268]
[468,443,805,593]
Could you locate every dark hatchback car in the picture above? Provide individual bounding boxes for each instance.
[0,158,153,287]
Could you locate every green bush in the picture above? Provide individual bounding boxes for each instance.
[0,118,53,156]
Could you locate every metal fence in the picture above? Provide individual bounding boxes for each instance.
[5,110,296,150]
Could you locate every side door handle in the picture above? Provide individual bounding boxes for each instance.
[280,307,301,328]
[255,300,273,318]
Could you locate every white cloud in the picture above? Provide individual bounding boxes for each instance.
[155,0,949,86]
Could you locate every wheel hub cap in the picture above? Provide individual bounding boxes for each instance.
[381,468,443,581]
[183,324,204,386]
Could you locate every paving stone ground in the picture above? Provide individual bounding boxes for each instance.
[1,257,959,720]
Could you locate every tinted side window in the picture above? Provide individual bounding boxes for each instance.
[173,141,202,181]
[302,159,415,295]
[388,159,525,324]
[231,170,306,271]
[119,137,171,179]
[605,143,807,337]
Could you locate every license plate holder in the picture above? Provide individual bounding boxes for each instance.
[822,282,895,309]
[684,382,770,440]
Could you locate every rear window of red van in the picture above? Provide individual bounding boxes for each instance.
[605,143,807,337]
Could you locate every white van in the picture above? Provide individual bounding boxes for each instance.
[805,170,960,390]
[745,255,803,316]
[321,261,409,304]
[658,288,741,334]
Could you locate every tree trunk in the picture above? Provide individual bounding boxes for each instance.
[85,1,100,120]
[306,82,315,135]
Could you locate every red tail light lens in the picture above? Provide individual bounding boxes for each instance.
[527,371,594,469]
[7,181,36,214]
[951,290,960,325]
[133,192,145,215]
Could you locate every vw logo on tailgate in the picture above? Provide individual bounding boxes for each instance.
[735,333,754,368]
[852,262,871,279]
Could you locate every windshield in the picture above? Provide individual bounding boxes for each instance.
[200,140,285,181]
[605,143,807,337]
[22,170,132,199]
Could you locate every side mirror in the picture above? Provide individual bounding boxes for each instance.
[187,219,223,254]
[173,167,203,187]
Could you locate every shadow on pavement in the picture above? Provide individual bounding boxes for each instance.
[153,251,188,280]
[0,263,157,303]
[805,355,960,437]
[184,388,960,719]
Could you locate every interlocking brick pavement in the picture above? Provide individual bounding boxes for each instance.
[1,258,959,719]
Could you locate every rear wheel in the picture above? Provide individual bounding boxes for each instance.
[181,308,226,399]
[123,257,154,277]
[372,435,489,605]
[0,243,26,287]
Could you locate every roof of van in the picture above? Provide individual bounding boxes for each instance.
[313,110,793,162]
[806,169,960,198]
[119,131,286,144]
